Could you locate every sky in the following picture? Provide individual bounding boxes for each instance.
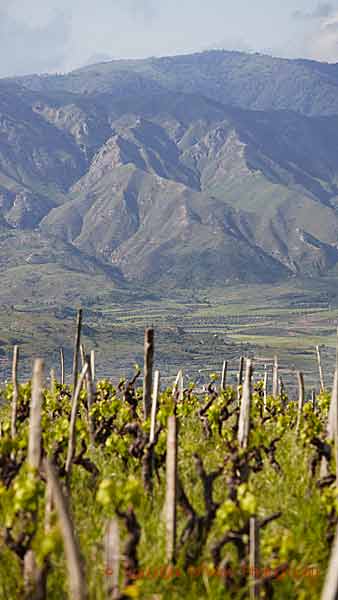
[1,0,338,78]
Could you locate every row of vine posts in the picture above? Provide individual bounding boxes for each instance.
[4,309,338,599]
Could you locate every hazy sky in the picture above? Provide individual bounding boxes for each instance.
[1,1,338,78]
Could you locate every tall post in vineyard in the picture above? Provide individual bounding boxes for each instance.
[238,359,252,449]
[143,328,154,420]
[45,460,88,600]
[237,356,244,402]
[90,350,96,382]
[321,521,338,600]
[165,415,177,564]
[295,371,305,435]
[263,364,268,410]
[150,370,160,444]
[72,309,83,392]
[316,345,325,392]
[24,359,44,595]
[250,517,260,599]
[65,364,89,481]
[11,345,19,439]
[104,518,120,599]
[28,359,44,470]
[60,347,65,385]
[272,356,278,399]
[221,360,227,392]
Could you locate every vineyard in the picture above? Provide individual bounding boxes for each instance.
[1,311,338,599]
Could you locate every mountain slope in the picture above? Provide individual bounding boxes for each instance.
[1,51,338,289]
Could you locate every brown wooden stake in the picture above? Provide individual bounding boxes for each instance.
[327,370,338,441]
[237,356,244,402]
[44,459,88,600]
[72,309,83,392]
[80,344,86,369]
[143,328,154,420]
[24,358,44,595]
[165,415,177,564]
[249,517,260,600]
[221,360,227,392]
[60,347,65,386]
[90,350,95,382]
[65,364,89,480]
[28,359,44,470]
[104,518,120,600]
[263,364,268,410]
[238,359,252,449]
[85,355,95,444]
[316,345,325,392]
[11,345,19,439]
[321,521,338,600]
[312,389,316,412]
[150,370,160,444]
[295,371,305,435]
[272,355,279,399]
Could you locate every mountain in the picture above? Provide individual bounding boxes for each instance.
[1,50,338,293]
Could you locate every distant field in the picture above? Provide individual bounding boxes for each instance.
[0,277,338,397]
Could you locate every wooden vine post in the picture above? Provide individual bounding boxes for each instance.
[150,370,160,444]
[45,460,88,600]
[90,350,96,382]
[272,355,279,399]
[238,359,252,449]
[249,517,260,600]
[143,328,154,420]
[60,347,65,386]
[295,371,305,435]
[221,360,227,392]
[72,309,83,391]
[237,356,244,402]
[165,415,178,564]
[104,518,120,600]
[65,363,89,483]
[24,358,44,594]
[11,345,19,439]
[263,364,268,410]
[316,345,325,392]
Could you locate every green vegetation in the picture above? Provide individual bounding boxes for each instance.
[0,359,335,598]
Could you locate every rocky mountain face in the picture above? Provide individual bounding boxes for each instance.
[2,50,338,291]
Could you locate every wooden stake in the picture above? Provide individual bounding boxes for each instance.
[104,518,120,599]
[72,309,83,392]
[238,359,252,449]
[321,521,338,600]
[295,371,305,435]
[237,356,244,402]
[316,345,325,392]
[60,347,65,386]
[263,364,268,410]
[28,359,44,470]
[150,370,160,444]
[221,360,227,392]
[80,344,86,369]
[312,389,316,412]
[90,350,95,382]
[272,356,279,399]
[11,345,19,439]
[165,416,177,564]
[327,370,338,440]
[85,355,95,444]
[143,328,154,420]
[249,517,260,600]
[45,459,88,600]
[65,364,89,479]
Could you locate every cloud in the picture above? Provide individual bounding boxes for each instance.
[0,7,71,77]
[293,3,335,20]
